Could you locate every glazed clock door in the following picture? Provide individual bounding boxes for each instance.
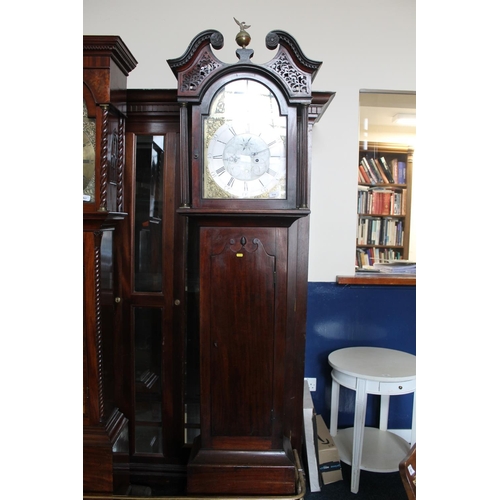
[118,89,190,485]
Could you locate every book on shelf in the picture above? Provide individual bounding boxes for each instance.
[391,159,398,184]
[398,161,406,184]
[358,168,364,183]
[371,188,392,215]
[357,217,368,245]
[374,159,389,183]
[368,158,385,184]
[357,185,369,214]
[358,163,371,184]
[360,157,377,184]
[390,159,407,184]
[379,157,395,183]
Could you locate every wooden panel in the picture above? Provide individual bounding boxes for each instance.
[83,440,113,493]
[187,448,296,495]
[199,227,283,447]
[203,228,276,439]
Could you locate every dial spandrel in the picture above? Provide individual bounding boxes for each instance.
[203,79,287,199]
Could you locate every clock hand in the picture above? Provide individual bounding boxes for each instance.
[241,137,252,151]
[251,148,269,156]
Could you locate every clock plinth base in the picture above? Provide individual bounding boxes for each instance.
[187,438,297,495]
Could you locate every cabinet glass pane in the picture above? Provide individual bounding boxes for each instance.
[134,135,164,292]
[134,307,163,454]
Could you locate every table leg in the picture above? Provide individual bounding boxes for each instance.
[379,395,390,431]
[330,374,340,436]
[351,378,367,494]
[411,391,416,446]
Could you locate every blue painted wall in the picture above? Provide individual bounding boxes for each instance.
[304,282,416,430]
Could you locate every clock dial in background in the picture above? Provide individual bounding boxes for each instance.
[83,131,95,189]
[83,100,97,202]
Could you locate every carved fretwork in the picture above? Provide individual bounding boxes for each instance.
[268,52,309,95]
[180,49,223,93]
[168,28,323,106]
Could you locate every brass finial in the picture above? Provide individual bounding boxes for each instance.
[234,17,251,48]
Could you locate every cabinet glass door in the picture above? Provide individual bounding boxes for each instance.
[122,117,188,477]
[134,307,163,454]
[134,136,164,292]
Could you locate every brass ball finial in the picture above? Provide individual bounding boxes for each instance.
[234,17,251,48]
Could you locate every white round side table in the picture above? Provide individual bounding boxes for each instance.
[328,347,416,494]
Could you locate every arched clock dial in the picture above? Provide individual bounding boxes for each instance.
[203,79,287,199]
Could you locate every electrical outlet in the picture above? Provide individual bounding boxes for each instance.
[305,377,316,392]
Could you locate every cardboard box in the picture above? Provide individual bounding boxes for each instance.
[316,415,343,485]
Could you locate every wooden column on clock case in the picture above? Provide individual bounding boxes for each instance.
[83,36,137,496]
[168,28,334,495]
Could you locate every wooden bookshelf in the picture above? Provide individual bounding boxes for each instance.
[356,142,413,268]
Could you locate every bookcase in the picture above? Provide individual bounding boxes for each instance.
[356,142,413,267]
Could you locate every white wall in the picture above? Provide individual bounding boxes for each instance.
[83,0,416,281]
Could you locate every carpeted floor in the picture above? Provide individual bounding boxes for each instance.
[304,461,407,500]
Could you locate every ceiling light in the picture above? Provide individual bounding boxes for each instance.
[392,113,416,126]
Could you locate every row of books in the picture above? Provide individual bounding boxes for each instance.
[356,248,404,267]
[358,156,407,185]
[357,186,407,216]
[374,261,416,274]
[357,216,404,247]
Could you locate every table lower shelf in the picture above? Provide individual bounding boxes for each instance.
[333,427,410,473]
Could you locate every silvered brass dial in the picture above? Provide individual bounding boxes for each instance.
[203,79,287,199]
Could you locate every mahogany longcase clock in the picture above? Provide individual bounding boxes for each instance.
[83,35,137,495]
[168,24,334,495]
